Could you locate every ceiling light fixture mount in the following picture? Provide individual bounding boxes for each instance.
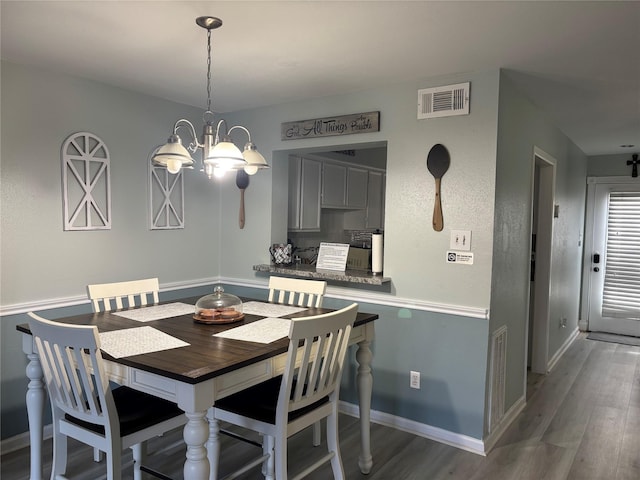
[152,16,269,178]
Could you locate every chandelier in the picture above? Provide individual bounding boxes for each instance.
[152,16,269,178]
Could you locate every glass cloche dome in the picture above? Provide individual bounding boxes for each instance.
[194,286,244,324]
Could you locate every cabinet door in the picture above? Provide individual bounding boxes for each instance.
[347,167,368,209]
[299,158,322,230]
[366,171,385,229]
[322,163,347,208]
[288,156,302,230]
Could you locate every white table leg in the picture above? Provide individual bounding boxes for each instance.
[25,347,45,480]
[206,408,219,480]
[356,338,373,474]
[183,411,210,480]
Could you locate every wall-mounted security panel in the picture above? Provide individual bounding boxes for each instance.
[417,82,470,119]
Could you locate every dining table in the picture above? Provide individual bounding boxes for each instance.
[17,296,377,480]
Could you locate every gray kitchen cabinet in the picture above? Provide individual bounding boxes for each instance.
[365,171,385,229]
[347,167,368,209]
[288,156,322,231]
[322,162,368,209]
[321,162,347,208]
[344,170,385,229]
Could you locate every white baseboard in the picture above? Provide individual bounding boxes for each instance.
[547,327,579,372]
[4,402,489,457]
[481,394,526,453]
[578,318,588,332]
[339,401,486,456]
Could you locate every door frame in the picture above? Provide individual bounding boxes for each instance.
[528,147,556,374]
[580,176,640,332]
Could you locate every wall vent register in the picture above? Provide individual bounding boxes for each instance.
[417,82,470,119]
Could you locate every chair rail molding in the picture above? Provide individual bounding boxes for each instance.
[221,276,489,320]
[1,276,489,320]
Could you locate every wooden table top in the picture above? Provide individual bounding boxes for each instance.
[17,297,377,385]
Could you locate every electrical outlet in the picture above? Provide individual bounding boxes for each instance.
[410,371,420,389]
[560,317,567,328]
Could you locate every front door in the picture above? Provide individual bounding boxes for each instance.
[587,180,640,336]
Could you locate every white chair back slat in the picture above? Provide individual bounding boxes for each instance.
[292,339,313,402]
[28,312,111,427]
[87,278,159,312]
[268,277,326,309]
[279,303,356,416]
[36,339,67,408]
[65,345,86,412]
[74,347,102,417]
[318,332,339,390]
[328,328,347,386]
[307,334,327,395]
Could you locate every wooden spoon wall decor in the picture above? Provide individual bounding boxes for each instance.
[236,170,250,229]
[426,143,450,231]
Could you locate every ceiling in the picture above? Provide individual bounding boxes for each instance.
[1,1,638,157]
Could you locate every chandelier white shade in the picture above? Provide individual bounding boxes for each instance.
[152,134,195,174]
[152,16,269,178]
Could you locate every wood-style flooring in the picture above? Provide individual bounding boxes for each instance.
[2,334,638,479]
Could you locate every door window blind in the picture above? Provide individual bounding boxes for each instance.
[602,192,640,319]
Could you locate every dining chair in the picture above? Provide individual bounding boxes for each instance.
[86,277,161,462]
[212,302,358,480]
[268,275,328,446]
[27,311,186,480]
[87,277,159,312]
[268,276,327,308]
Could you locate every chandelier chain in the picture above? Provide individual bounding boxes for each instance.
[206,28,212,113]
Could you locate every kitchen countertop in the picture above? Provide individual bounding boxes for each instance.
[253,264,390,285]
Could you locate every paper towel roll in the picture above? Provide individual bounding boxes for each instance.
[372,233,383,274]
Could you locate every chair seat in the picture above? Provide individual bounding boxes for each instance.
[66,386,183,437]
[215,376,329,425]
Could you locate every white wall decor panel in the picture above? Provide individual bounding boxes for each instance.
[61,132,111,230]
[149,164,184,229]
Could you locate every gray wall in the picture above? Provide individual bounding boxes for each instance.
[1,61,223,438]
[588,153,638,176]
[217,70,501,307]
[1,62,222,306]
[492,72,587,412]
[1,60,587,447]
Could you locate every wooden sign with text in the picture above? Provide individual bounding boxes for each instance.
[281,111,380,140]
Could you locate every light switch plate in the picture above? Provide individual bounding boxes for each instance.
[450,230,471,251]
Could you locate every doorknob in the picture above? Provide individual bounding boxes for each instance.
[594,267,600,272]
